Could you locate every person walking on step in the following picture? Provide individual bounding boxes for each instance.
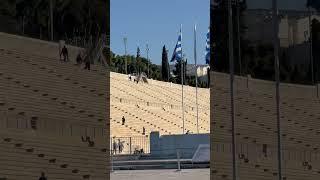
[122,116,125,125]
[60,45,69,62]
[39,172,47,180]
[76,52,82,65]
[118,139,123,153]
[113,139,118,154]
[142,127,145,135]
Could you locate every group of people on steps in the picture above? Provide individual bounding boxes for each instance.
[60,45,91,70]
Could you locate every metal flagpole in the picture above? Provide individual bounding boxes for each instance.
[124,37,128,74]
[146,44,150,77]
[236,0,242,76]
[228,0,237,179]
[272,0,282,180]
[180,24,185,134]
[194,24,199,134]
[167,49,170,81]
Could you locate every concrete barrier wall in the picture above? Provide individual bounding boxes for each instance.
[150,132,209,159]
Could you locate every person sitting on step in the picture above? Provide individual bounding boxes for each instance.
[122,116,125,125]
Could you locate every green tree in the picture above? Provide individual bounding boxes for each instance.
[161,45,169,81]
[136,47,140,74]
[1,0,107,41]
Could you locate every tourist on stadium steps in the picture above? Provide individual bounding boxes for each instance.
[113,139,118,154]
[76,52,82,65]
[142,127,145,135]
[39,172,47,180]
[118,139,124,153]
[84,57,91,70]
[60,45,69,62]
[122,116,125,125]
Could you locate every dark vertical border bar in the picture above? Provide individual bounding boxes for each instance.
[106,0,111,179]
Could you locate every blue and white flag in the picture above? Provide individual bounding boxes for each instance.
[205,28,210,64]
[171,28,182,62]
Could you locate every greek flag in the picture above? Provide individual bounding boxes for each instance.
[205,28,210,64]
[170,28,182,62]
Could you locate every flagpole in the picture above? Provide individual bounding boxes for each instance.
[146,44,149,77]
[228,0,237,179]
[124,37,127,74]
[180,24,185,134]
[194,24,199,134]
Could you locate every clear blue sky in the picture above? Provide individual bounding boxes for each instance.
[111,0,210,65]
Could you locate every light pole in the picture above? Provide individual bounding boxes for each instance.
[194,24,199,134]
[228,0,237,179]
[308,7,314,85]
[50,0,53,41]
[124,37,128,74]
[167,49,170,81]
[236,0,242,76]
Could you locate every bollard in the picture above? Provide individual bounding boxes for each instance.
[176,149,181,171]
[247,74,251,89]
[129,137,132,154]
[111,151,114,173]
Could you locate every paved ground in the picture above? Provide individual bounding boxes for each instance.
[111,169,210,180]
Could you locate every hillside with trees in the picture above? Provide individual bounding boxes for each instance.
[0,0,108,43]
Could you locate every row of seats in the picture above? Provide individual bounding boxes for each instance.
[0,32,109,180]
[210,71,320,180]
[110,72,210,153]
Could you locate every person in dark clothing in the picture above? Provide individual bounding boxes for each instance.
[122,116,125,125]
[76,53,82,65]
[39,172,47,180]
[60,46,69,62]
[84,57,90,70]
[113,139,117,154]
[142,127,145,135]
[118,139,123,153]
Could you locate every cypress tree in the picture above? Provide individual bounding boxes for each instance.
[161,45,169,81]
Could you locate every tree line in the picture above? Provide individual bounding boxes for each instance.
[110,45,209,88]
[0,0,108,42]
